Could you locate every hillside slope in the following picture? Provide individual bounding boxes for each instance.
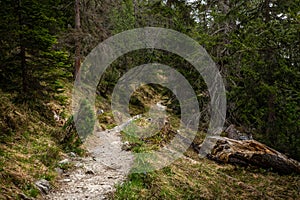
[1,85,299,199]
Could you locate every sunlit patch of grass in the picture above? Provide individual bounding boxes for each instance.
[113,157,300,199]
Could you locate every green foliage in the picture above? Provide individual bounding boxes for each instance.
[224,0,300,159]
[113,173,146,200]
[23,184,40,198]
[0,0,72,96]
[190,0,300,160]
[40,146,61,167]
[59,99,95,155]
[60,115,86,156]
[111,0,136,33]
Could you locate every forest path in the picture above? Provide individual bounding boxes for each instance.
[46,116,141,200]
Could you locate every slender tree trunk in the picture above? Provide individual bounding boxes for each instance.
[266,93,276,140]
[20,41,27,93]
[74,0,81,80]
[263,0,275,142]
[18,0,27,93]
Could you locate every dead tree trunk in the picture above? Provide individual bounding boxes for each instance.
[202,136,300,175]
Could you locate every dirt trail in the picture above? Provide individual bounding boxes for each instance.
[46,117,140,200]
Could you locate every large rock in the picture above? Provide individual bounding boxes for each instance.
[35,179,51,194]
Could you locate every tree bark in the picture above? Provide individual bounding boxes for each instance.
[74,0,81,80]
[18,0,28,93]
[201,136,300,174]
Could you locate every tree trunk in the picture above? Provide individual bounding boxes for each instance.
[18,0,27,93]
[201,136,300,174]
[20,43,27,93]
[74,0,81,80]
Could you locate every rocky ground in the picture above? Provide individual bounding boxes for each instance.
[46,120,137,200]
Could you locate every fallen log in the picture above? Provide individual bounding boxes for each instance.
[200,136,300,175]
